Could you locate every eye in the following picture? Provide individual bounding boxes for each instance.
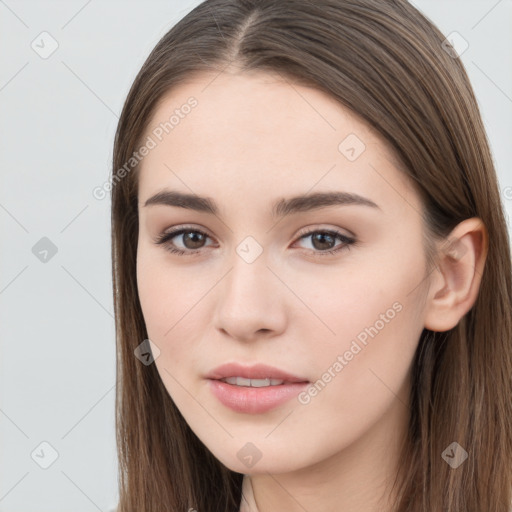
[154,226,214,256]
[154,226,356,257]
[293,227,356,256]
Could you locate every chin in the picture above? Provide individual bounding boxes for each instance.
[204,441,312,475]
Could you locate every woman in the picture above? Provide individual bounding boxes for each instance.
[110,0,512,510]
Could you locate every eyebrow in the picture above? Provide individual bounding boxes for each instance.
[142,189,381,218]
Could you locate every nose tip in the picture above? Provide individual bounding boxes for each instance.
[212,261,287,342]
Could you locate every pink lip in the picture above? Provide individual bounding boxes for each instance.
[206,362,307,382]
[206,363,309,414]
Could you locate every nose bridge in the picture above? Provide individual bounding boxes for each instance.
[213,240,286,339]
[222,244,272,311]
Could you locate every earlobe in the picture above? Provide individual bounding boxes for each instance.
[423,218,488,332]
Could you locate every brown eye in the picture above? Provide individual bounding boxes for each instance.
[295,229,355,256]
[154,226,356,257]
[155,228,213,255]
[180,230,207,250]
[310,232,337,251]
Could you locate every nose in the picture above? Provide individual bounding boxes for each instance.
[212,249,287,343]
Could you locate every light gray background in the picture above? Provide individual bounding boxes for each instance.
[1,1,511,510]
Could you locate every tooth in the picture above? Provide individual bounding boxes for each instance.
[236,377,252,387]
[250,378,270,387]
[221,377,287,386]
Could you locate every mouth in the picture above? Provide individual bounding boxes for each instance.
[218,377,292,387]
[206,362,308,383]
[206,363,310,414]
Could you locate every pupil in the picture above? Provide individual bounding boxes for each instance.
[313,233,334,250]
[185,231,205,249]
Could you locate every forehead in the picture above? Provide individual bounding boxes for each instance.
[137,70,419,217]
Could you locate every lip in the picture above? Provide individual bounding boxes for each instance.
[206,363,309,414]
[206,362,308,383]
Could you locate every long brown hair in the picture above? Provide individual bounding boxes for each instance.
[110,1,512,510]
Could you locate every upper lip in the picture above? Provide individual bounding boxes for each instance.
[206,363,309,383]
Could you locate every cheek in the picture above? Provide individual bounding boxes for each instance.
[297,301,421,455]
[136,247,217,372]
[136,256,199,403]
[292,249,425,415]
[136,249,188,346]
[287,259,413,346]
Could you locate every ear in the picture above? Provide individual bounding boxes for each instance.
[423,217,488,332]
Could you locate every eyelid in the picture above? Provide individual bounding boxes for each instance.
[294,224,354,240]
[156,223,353,241]
[154,223,356,256]
[153,224,214,247]
[154,223,208,236]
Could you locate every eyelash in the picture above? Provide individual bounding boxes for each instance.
[154,225,356,258]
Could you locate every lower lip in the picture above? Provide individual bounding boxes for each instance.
[208,379,309,414]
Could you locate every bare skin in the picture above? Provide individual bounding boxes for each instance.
[135,69,487,512]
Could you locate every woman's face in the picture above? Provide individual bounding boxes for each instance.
[136,70,431,474]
